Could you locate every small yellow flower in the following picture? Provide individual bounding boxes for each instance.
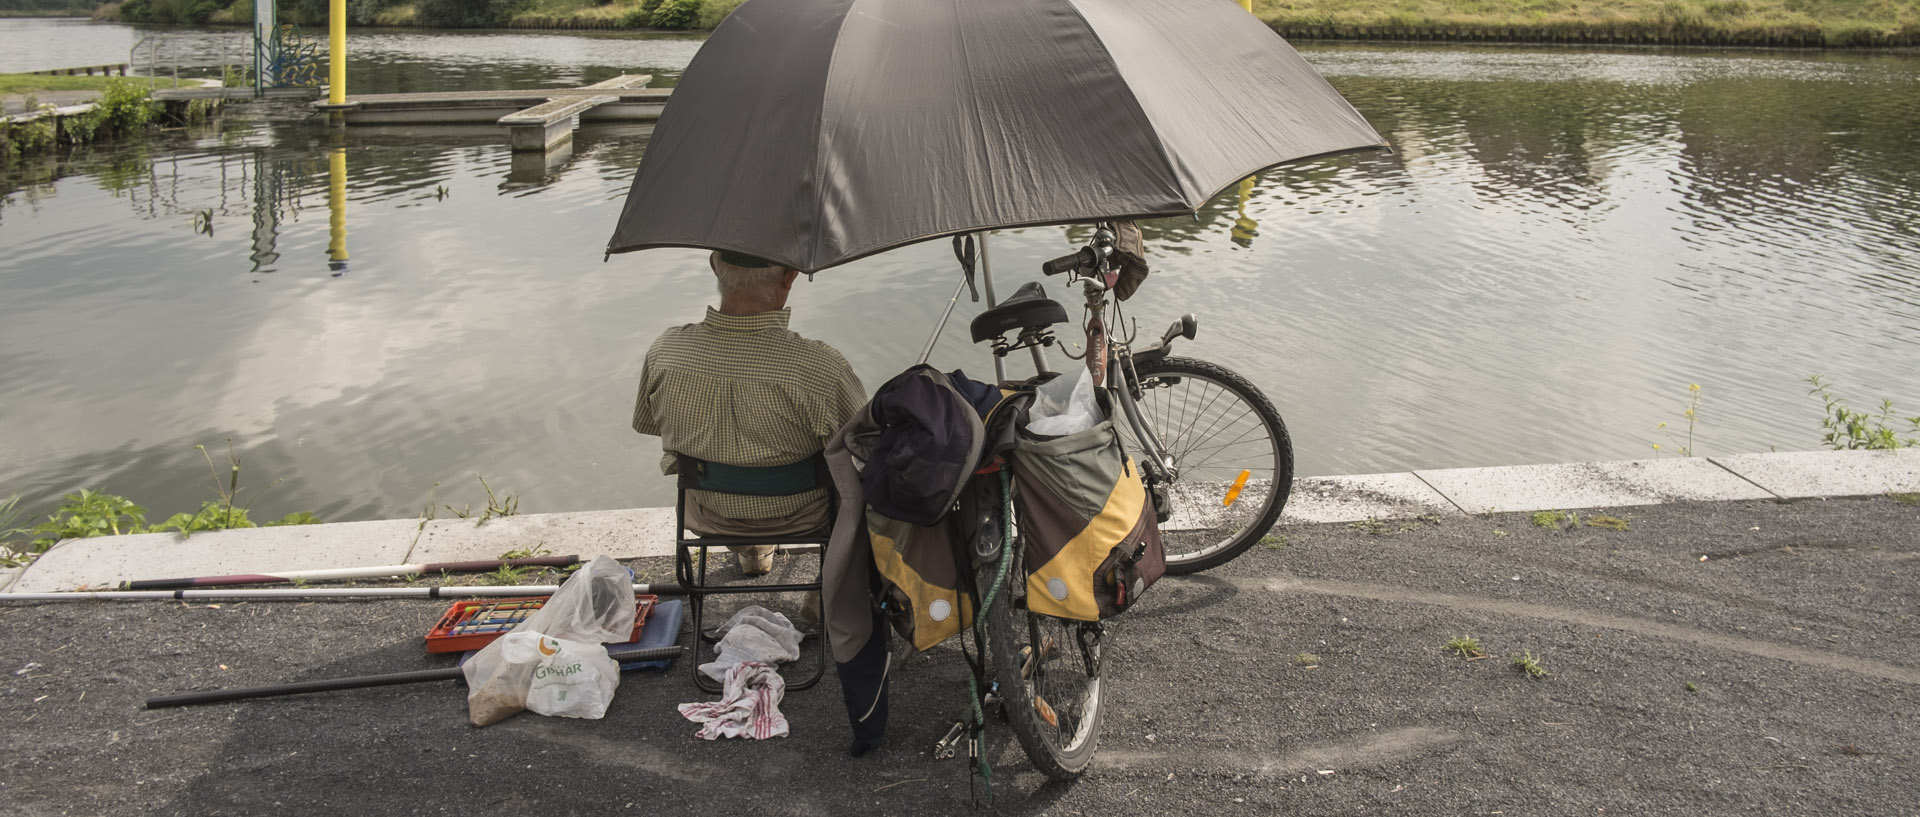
[1689,383,1701,392]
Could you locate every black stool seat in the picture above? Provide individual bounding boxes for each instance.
[970,281,1069,343]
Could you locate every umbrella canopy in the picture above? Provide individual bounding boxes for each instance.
[606,0,1386,273]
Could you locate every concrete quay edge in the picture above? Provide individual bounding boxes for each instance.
[5,449,1915,594]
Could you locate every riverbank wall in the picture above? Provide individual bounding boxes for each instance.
[7,449,1917,593]
[100,0,1920,48]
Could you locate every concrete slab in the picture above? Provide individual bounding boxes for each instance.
[1711,449,1920,498]
[1283,472,1465,523]
[8,519,418,593]
[1413,457,1778,515]
[404,507,679,564]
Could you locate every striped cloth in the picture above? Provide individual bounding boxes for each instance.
[678,661,789,740]
[632,307,865,519]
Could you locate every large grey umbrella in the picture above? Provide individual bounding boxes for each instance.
[606,0,1385,273]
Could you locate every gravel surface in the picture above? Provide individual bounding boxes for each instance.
[2,496,1916,815]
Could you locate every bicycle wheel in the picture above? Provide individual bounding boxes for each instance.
[973,481,1105,779]
[1118,356,1293,574]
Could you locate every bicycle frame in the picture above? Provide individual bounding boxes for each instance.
[915,230,1179,489]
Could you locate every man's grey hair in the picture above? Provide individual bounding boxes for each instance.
[715,265,788,300]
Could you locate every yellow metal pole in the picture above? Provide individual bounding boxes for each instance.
[1238,0,1253,12]
[328,145,349,275]
[328,0,345,105]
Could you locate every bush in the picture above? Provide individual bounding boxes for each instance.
[75,77,156,142]
[698,0,740,29]
[648,0,699,29]
[414,0,531,27]
[115,0,223,24]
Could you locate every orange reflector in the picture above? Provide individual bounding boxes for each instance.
[1222,470,1251,506]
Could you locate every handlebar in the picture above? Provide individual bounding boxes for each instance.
[1042,247,1097,276]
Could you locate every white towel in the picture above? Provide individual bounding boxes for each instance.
[678,661,789,740]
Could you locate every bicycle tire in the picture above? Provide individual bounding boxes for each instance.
[974,481,1105,779]
[1120,356,1293,574]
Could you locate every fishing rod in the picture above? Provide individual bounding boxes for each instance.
[0,582,690,603]
[145,644,687,709]
[120,555,584,590]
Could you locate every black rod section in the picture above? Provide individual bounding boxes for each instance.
[145,645,685,709]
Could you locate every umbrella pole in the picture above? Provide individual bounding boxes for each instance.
[918,274,973,366]
[977,232,1008,382]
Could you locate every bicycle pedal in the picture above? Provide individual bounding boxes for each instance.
[1033,694,1058,728]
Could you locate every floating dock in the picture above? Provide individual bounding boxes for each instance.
[311,74,668,152]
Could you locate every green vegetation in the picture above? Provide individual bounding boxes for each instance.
[3,77,163,166]
[0,74,119,96]
[1294,652,1322,666]
[1652,383,1702,457]
[1807,376,1920,450]
[1445,635,1487,658]
[1532,509,1578,529]
[1892,493,1920,506]
[0,443,322,567]
[1510,650,1549,679]
[1585,514,1629,531]
[0,0,107,16]
[1253,0,1920,47]
[90,0,1919,41]
[1259,533,1287,550]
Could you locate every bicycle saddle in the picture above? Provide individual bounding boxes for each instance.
[970,281,1070,343]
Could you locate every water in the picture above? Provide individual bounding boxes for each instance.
[3,20,1917,523]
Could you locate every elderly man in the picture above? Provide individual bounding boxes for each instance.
[632,251,865,575]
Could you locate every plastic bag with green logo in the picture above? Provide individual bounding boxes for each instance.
[463,556,636,726]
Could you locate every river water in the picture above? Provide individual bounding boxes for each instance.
[3,19,1917,523]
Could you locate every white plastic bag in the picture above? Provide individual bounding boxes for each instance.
[1027,367,1103,437]
[697,606,803,682]
[463,555,636,726]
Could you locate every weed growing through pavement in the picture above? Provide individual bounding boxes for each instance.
[1348,516,1441,536]
[1348,518,1389,535]
[1510,651,1549,679]
[1685,681,1698,693]
[0,495,32,567]
[1807,375,1920,450]
[499,546,551,560]
[1446,636,1487,659]
[1260,533,1287,550]
[1892,493,1920,506]
[487,563,535,585]
[1532,510,1579,530]
[1652,383,1702,457]
[1294,652,1321,667]
[1586,515,1629,531]
[443,475,520,525]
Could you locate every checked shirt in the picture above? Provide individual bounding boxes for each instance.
[632,307,865,519]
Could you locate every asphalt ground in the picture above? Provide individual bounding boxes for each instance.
[2,496,1916,816]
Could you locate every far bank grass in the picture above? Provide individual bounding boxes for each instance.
[102,0,1920,45]
[0,74,120,97]
[1254,0,1920,46]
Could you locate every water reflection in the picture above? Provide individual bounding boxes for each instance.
[1,40,1917,523]
[327,143,348,275]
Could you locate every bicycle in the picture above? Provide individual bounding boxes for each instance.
[948,222,1294,780]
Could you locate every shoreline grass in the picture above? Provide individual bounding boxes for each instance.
[0,74,121,97]
[1254,0,1920,47]
[95,0,1920,46]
